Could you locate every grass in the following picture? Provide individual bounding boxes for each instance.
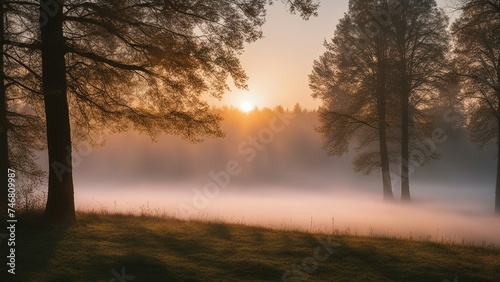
[3,211,500,282]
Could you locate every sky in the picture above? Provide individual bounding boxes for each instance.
[211,0,458,110]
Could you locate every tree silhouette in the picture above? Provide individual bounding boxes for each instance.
[310,0,450,200]
[390,0,450,201]
[2,0,318,225]
[0,2,7,213]
[1,1,45,214]
[0,2,7,214]
[310,0,397,200]
[293,103,303,114]
[452,0,500,214]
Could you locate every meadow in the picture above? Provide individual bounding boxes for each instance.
[6,210,500,282]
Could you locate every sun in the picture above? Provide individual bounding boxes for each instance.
[240,101,253,113]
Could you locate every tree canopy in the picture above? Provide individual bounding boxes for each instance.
[1,0,319,225]
[452,0,500,213]
[310,0,450,200]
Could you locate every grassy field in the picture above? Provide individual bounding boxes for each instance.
[3,212,500,282]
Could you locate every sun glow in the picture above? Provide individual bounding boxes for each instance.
[240,101,253,113]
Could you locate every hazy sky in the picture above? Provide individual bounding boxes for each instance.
[211,0,457,110]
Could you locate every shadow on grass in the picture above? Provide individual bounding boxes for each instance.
[95,253,181,281]
[229,260,283,280]
[205,223,233,240]
[9,213,500,281]
[8,212,69,282]
[330,237,490,281]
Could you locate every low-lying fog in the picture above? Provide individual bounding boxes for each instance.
[61,109,499,246]
[76,185,500,246]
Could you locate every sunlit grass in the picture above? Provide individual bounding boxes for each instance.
[10,209,500,281]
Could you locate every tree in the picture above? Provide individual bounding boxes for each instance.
[452,0,500,214]
[1,1,45,214]
[29,0,319,225]
[310,0,396,200]
[293,103,303,114]
[310,0,449,201]
[39,0,77,225]
[390,0,450,201]
[0,2,7,213]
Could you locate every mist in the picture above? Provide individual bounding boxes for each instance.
[65,109,499,246]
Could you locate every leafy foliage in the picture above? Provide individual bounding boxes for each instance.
[310,0,450,174]
[452,0,500,148]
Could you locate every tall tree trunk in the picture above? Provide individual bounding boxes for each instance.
[376,35,393,201]
[379,94,394,201]
[401,74,411,202]
[40,0,77,225]
[0,1,9,214]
